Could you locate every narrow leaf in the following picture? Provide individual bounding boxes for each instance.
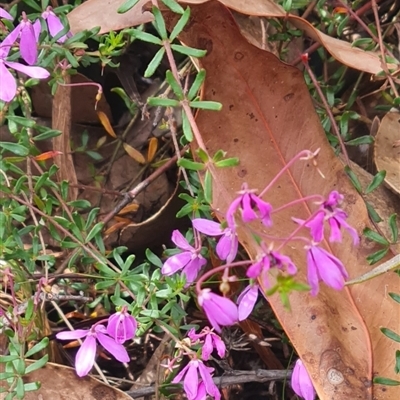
[177,158,205,170]
[144,47,166,78]
[365,171,386,194]
[171,44,207,58]
[188,69,206,101]
[117,0,140,13]
[165,70,184,99]
[123,143,146,164]
[147,97,179,108]
[85,222,104,243]
[98,111,117,138]
[189,101,222,111]
[169,7,190,41]
[381,327,400,343]
[147,137,158,162]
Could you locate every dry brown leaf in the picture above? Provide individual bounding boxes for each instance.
[123,142,146,164]
[68,0,154,35]
[0,361,132,399]
[98,111,117,139]
[164,3,400,399]
[374,111,400,195]
[68,0,397,75]
[118,203,140,215]
[180,0,397,75]
[147,137,158,162]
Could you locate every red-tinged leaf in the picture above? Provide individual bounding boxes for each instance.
[34,151,63,161]
[164,4,399,399]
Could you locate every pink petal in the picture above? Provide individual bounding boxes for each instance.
[56,329,89,340]
[107,312,137,344]
[216,232,238,262]
[0,25,22,58]
[193,382,207,400]
[0,62,17,102]
[46,12,68,42]
[171,229,193,251]
[33,19,41,42]
[162,251,191,275]
[5,61,50,79]
[291,359,316,400]
[20,22,38,65]
[183,255,206,283]
[201,333,213,361]
[96,331,130,363]
[184,361,199,399]
[0,7,13,20]
[198,362,220,399]
[237,284,259,321]
[241,193,257,222]
[75,335,96,377]
[172,363,190,384]
[306,248,320,296]
[212,334,226,358]
[306,211,325,243]
[192,218,223,236]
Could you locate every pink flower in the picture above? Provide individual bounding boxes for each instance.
[56,324,129,377]
[291,359,316,400]
[192,218,238,263]
[0,7,13,20]
[107,309,137,344]
[172,359,221,400]
[298,191,359,245]
[237,284,261,321]
[41,7,71,43]
[188,327,226,360]
[246,250,297,287]
[226,183,273,228]
[306,245,349,295]
[162,230,206,284]
[0,24,49,102]
[197,289,238,333]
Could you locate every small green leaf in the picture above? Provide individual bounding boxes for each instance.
[161,0,184,14]
[196,148,209,163]
[25,355,48,374]
[189,101,222,111]
[165,70,184,99]
[388,214,398,243]
[22,0,42,11]
[177,158,205,170]
[0,142,29,156]
[215,157,240,168]
[395,350,400,374]
[365,171,386,194]
[33,129,61,141]
[95,280,116,290]
[95,263,117,277]
[132,30,162,45]
[171,44,207,58]
[152,6,167,39]
[23,382,41,392]
[344,135,374,146]
[373,376,400,386]
[169,7,190,41]
[147,96,179,107]
[85,208,100,231]
[389,292,400,304]
[121,254,136,275]
[204,170,212,204]
[366,202,383,223]
[344,166,362,193]
[25,337,49,358]
[182,111,193,142]
[117,0,140,13]
[188,69,206,100]
[144,47,166,78]
[381,327,400,343]
[146,248,163,268]
[85,222,104,243]
[363,228,389,245]
[366,248,389,264]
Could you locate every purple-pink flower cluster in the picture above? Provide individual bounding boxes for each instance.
[56,308,137,377]
[0,6,71,102]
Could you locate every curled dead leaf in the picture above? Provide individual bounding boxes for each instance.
[98,111,117,139]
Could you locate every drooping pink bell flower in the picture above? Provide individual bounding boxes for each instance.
[226,183,273,228]
[0,27,49,102]
[56,324,130,377]
[162,230,206,284]
[188,327,226,360]
[107,308,137,344]
[197,289,238,333]
[306,245,349,295]
[172,359,221,400]
[0,7,13,20]
[295,190,359,245]
[41,7,71,43]
[291,359,316,400]
[192,218,238,264]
